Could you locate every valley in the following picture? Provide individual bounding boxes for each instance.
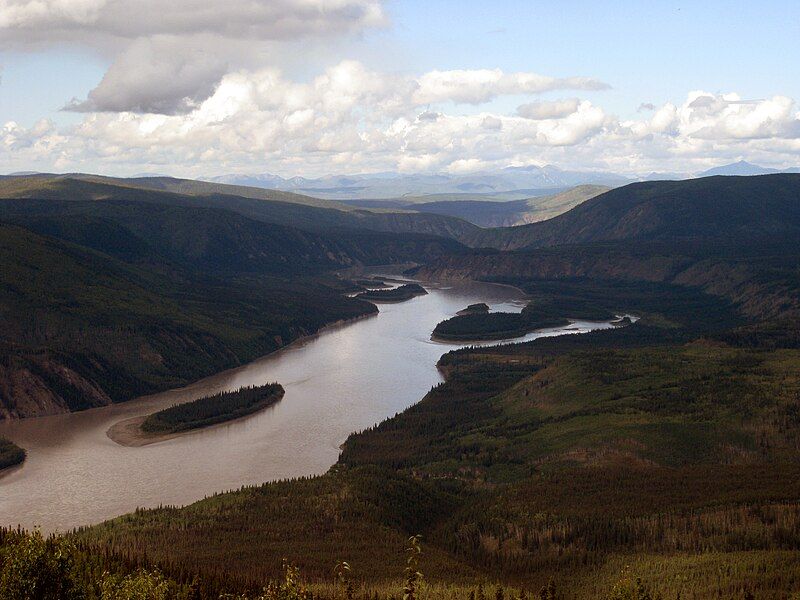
[1,172,800,599]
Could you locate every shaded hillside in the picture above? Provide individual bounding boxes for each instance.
[465,175,800,250]
[0,223,376,419]
[0,175,478,240]
[414,239,800,323]
[1,199,467,276]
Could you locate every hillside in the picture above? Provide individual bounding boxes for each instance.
[0,174,478,240]
[463,175,800,250]
[0,199,467,276]
[0,223,377,419]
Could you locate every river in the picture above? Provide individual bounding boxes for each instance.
[0,281,616,533]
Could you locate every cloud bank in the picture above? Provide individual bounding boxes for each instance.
[3,61,799,177]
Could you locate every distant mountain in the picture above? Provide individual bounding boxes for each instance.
[699,161,779,177]
[697,160,800,177]
[206,167,630,199]
[462,174,800,250]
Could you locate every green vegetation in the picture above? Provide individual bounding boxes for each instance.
[7,174,800,597]
[141,384,284,434]
[0,438,25,471]
[356,284,428,303]
[353,278,390,289]
[462,174,800,250]
[1,527,702,600]
[433,294,614,341]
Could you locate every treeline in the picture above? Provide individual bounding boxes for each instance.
[0,437,25,470]
[356,284,427,302]
[141,383,284,434]
[0,527,671,600]
[13,524,799,599]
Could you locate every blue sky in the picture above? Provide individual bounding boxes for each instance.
[383,1,800,115]
[1,0,799,176]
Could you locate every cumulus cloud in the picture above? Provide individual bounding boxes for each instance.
[681,92,800,140]
[413,69,608,105]
[2,65,800,177]
[1,0,387,113]
[517,98,581,120]
[65,36,229,113]
[0,0,386,40]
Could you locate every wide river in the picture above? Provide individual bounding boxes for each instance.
[0,281,615,533]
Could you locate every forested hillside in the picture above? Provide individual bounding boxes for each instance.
[0,175,479,240]
[0,223,375,419]
[0,174,474,419]
[463,175,800,250]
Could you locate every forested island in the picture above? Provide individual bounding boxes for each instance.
[356,283,428,302]
[0,437,25,471]
[107,383,285,446]
[433,297,615,341]
[141,383,285,434]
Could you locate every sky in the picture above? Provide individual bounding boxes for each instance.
[1,0,799,178]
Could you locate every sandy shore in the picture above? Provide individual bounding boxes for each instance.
[106,416,185,447]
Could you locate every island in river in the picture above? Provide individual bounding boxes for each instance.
[433,299,616,342]
[108,383,284,447]
[355,283,428,302]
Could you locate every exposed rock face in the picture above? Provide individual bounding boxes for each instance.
[0,356,112,420]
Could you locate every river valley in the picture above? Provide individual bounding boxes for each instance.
[0,281,616,533]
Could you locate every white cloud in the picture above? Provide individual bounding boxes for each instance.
[413,69,608,105]
[0,0,386,40]
[1,65,800,177]
[517,98,581,120]
[1,0,387,113]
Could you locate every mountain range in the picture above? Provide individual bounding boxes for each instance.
[204,161,800,200]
